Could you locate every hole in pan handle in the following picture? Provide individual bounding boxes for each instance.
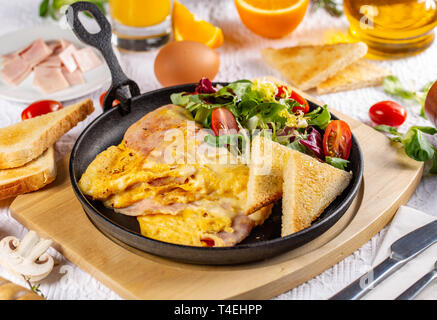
[66,1,140,114]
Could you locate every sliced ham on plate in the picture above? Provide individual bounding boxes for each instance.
[20,38,53,68]
[1,37,102,94]
[38,55,62,68]
[58,44,78,73]
[1,56,31,86]
[72,47,102,72]
[61,67,84,86]
[33,66,69,94]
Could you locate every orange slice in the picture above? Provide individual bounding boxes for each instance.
[172,1,224,49]
[234,0,309,39]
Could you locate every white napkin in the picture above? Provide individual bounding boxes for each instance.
[363,206,437,300]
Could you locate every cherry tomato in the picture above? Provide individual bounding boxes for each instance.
[99,91,120,108]
[21,100,63,120]
[211,107,238,136]
[275,85,288,99]
[290,91,310,114]
[323,120,352,160]
[369,101,407,127]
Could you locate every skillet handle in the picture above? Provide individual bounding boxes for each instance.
[66,1,140,114]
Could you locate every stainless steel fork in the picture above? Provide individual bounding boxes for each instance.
[395,260,437,300]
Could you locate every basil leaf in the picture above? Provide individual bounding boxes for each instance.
[326,156,350,170]
[418,81,435,118]
[430,150,437,174]
[306,105,331,130]
[39,0,50,17]
[383,75,416,100]
[373,125,401,136]
[402,127,435,162]
[409,126,437,135]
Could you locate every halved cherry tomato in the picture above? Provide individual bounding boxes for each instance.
[290,91,310,114]
[99,91,120,108]
[275,85,288,99]
[369,101,407,127]
[323,120,352,160]
[211,107,238,136]
[200,238,215,247]
[21,100,63,120]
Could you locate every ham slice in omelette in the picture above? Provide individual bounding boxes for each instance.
[78,105,272,247]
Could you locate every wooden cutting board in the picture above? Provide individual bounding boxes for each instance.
[10,108,423,300]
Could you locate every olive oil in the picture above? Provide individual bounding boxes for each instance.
[344,0,437,58]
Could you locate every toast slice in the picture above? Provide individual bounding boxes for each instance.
[245,136,293,215]
[281,150,352,236]
[0,99,94,169]
[317,59,392,94]
[0,147,56,200]
[261,42,368,90]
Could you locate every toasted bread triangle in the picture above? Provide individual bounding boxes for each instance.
[281,150,352,236]
[0,99,94,169]
[245,136,294,215]
[0,147,56,200]
[261,42,368,90]
[317,59,391,94]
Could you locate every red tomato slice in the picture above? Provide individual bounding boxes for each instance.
[275,85,288,99]
[21,100,63,120]
[100,91,120,108]
[369,101,407,127]
[323,120,352,160]
[211,107,238,136]
[290,91,310,114]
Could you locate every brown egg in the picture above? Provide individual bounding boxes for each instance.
[154,41,220,87]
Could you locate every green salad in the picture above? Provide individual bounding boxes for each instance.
[170,78,352,170]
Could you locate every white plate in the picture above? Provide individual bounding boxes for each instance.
[0,25,112,103]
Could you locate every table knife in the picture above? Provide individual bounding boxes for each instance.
[330,219,437,300]
[395,260,437,300]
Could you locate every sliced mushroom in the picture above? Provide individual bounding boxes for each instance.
[0,231,54,282]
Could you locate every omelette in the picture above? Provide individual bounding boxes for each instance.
[78,105,272,247]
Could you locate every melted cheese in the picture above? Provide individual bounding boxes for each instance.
[78,105,271,247]
[137,209,232,247]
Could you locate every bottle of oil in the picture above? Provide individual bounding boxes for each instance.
[344,0,437,58]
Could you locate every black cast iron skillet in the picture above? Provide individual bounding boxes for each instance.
[67,2,363,265]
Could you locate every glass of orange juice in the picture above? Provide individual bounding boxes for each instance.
[109,0,172,51]
[344,0,437,58]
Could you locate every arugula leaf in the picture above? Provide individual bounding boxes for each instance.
[383,76,435,119]
[326,157,350,170]
[204,134,243,148]
[403,127,437,162]
[305,105,331,129]
[383,75,417,100]
[170,92,190,106]
[374,124,437,171]
[226,80,253,99]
